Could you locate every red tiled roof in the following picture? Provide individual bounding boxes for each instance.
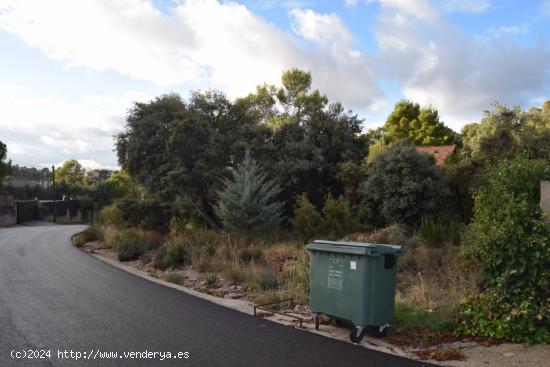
[416,145,456,165]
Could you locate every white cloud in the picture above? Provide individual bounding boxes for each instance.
[358,0,489,15]
[374,3,550,131]
[0,0,386,167]
[256,0,314,10]
[49,160,115,171]
[541,0,550,17]
[0,0,200,86]
[0,82,152,167]
[0,0,383,109]
[377,0,440,23]
[0,0,547,170]
[438,0,490,14]
[488,24,528,37]
[290,9,353,48]
[288,8,382,109]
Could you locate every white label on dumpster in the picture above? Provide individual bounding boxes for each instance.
[350,261,356,270]
[328,257,343,290]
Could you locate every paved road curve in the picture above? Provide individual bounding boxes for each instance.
[0,223,433,366]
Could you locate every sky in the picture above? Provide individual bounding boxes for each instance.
[0,0,549,169]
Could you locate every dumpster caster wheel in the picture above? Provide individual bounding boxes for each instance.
[375,324,390,338]
[349,326,366,343]
[314,314,320,331]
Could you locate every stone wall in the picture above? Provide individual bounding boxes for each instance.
[541,181,550,223]
[0,204,16,227]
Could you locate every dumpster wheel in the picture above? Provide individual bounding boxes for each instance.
[374,324,390,338]
[349,326,366,343]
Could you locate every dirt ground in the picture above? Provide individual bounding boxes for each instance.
[81,241,550,366]
[440,343,550,367]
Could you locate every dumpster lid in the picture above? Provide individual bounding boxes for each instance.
[306,240,403,256]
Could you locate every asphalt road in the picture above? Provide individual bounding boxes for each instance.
[0,223,433,367]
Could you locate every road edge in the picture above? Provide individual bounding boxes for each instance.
[71,233,427,363]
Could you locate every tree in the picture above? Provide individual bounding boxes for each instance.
[364,138,388,165]
[238,69,368,214]
[55,160,85,186]
[163,91,252,228]
[115,70,368,226]
[277,68,327,121]
[293,193,323,242]
[214,154,284,236]
[322,195,353,239]
[460,102,550,163]
[272,92,367,213]
[115,94,185,193]
[384,100,456,146]
[0,141,11,187]
[460,157,550,343]
[336,161,364,206]
[90,170,133,209]
[360,141,450,226]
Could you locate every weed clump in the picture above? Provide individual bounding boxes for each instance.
[163,238,189,268]
[117,229,146,261]
[164,273,184,285]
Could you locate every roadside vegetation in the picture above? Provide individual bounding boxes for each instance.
[30,69,550,346]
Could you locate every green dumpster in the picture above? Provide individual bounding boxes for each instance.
[306,240,403,342]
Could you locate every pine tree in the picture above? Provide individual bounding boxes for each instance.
[214,154,283,236]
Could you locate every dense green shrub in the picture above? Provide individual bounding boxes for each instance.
[354,202,373,232]
[293,193,323,242]
[322,195,353,239]
[459,157,550,343]
[74,225,99,247]
[214,154,284,236]
[98,204,124,226]
[82,225,99,242]
[73,235,86,248]
[117,197,172,232]
[77,194,94,212]
[0,140,10,186]
[360,141,449,226]
[163,238,189,268]
[117,230,146,261]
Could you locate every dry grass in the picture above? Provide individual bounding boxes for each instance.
[414,347,466,361]
[396,245,475,310]
[93,222,472,333]
[102,225,120,250]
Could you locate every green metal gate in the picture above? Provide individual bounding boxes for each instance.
[16,200,38,223]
